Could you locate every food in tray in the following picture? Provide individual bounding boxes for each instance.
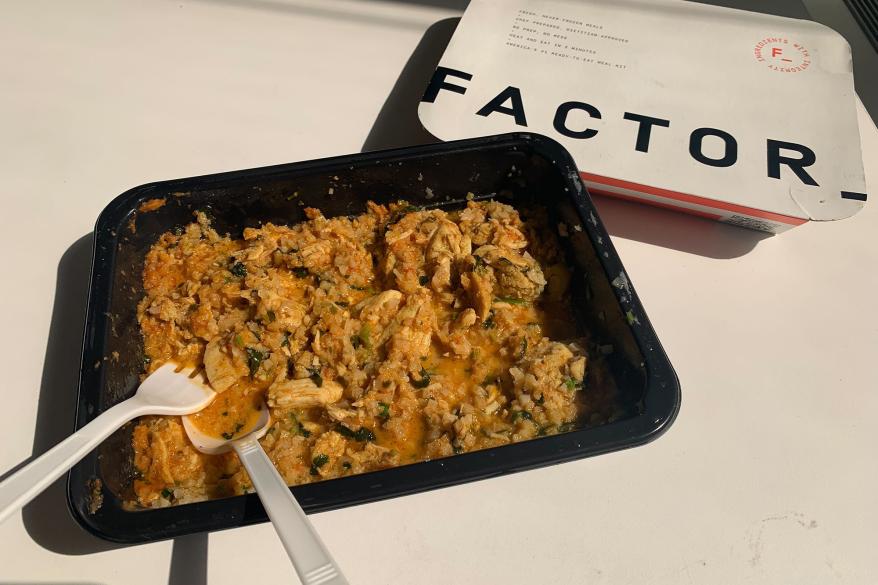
[132,199,593,507]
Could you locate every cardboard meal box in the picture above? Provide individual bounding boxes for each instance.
[417,0,869,233]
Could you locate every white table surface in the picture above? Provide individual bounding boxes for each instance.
[1,1,876,584]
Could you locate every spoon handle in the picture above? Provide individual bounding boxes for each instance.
[234,437,349,585]
[0,398,145,524]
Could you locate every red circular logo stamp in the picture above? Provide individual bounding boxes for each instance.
[753,37,811,73]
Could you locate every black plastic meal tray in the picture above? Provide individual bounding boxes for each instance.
[68,133,681,543]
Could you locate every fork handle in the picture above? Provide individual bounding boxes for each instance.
[234,437,349,585]
[0,398,146,524]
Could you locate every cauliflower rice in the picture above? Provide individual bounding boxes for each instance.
[132,200,592,507]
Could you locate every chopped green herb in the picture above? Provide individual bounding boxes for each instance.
[452,445,464,455]
[292,267,309,278]
[473,255,486,269]
[143,355,152,366]
[411,367,431,389]
[377,402,390,420]
[537,425,548,436]
[336,424,375,442]
[281,332,291,347]
[342,461,352,470]
[358,323,372,349]
[511,410,533,422]
[230,261,247,278]
[482,311,496,329]
[245,347,267,378]
[564,377,578,391]
[161,488,173,499]
[234,334,245,349]
[534,394,545,406]
[290,413,311,437]
[626,310,637,325]
[310,453,330,475]
[419,275,429,286]
[350,335,362,349]
[495,296,528,305]
[307,366,323,387]
[221,432,233,440]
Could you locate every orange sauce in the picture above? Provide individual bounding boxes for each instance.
[189,384,266,439]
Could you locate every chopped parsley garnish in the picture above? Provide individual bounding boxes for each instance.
[358,323,372,349]
[233,334,245,348]
[350,335,362,349]
[377,402,391,420]
[411,367,431,389]
[511,410,533,422]
[307,366,323,387]
[626,310,637,325]
[419,275,429,286]
[310,454,329,476]
[230,261,247,278]
[292,267,309,278]
[495,296,528,305]
[482,311,496,329]
[290,413,311,437]
[336,424,375,442]
[452,445,464,454]
[245,347,267,378]
[342,461,352,470]
[564,377,579,391]
[161,488,174,499]
[281,332,290,347]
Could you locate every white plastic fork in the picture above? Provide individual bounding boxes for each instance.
[0,362,216,524]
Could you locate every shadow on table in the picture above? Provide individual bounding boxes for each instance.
[362,18,773,258]
[361,17,458,153]
[18,233,120,556]
[591,195,773,259]
[16,234,209,584]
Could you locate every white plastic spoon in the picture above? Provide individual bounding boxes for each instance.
[182,407,349,585]
[0,363,215,524]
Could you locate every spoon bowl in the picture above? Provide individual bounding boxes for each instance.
[182,405,271,455]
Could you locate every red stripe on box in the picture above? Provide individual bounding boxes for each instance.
[580,172,808,226]
[589,188,723,220]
